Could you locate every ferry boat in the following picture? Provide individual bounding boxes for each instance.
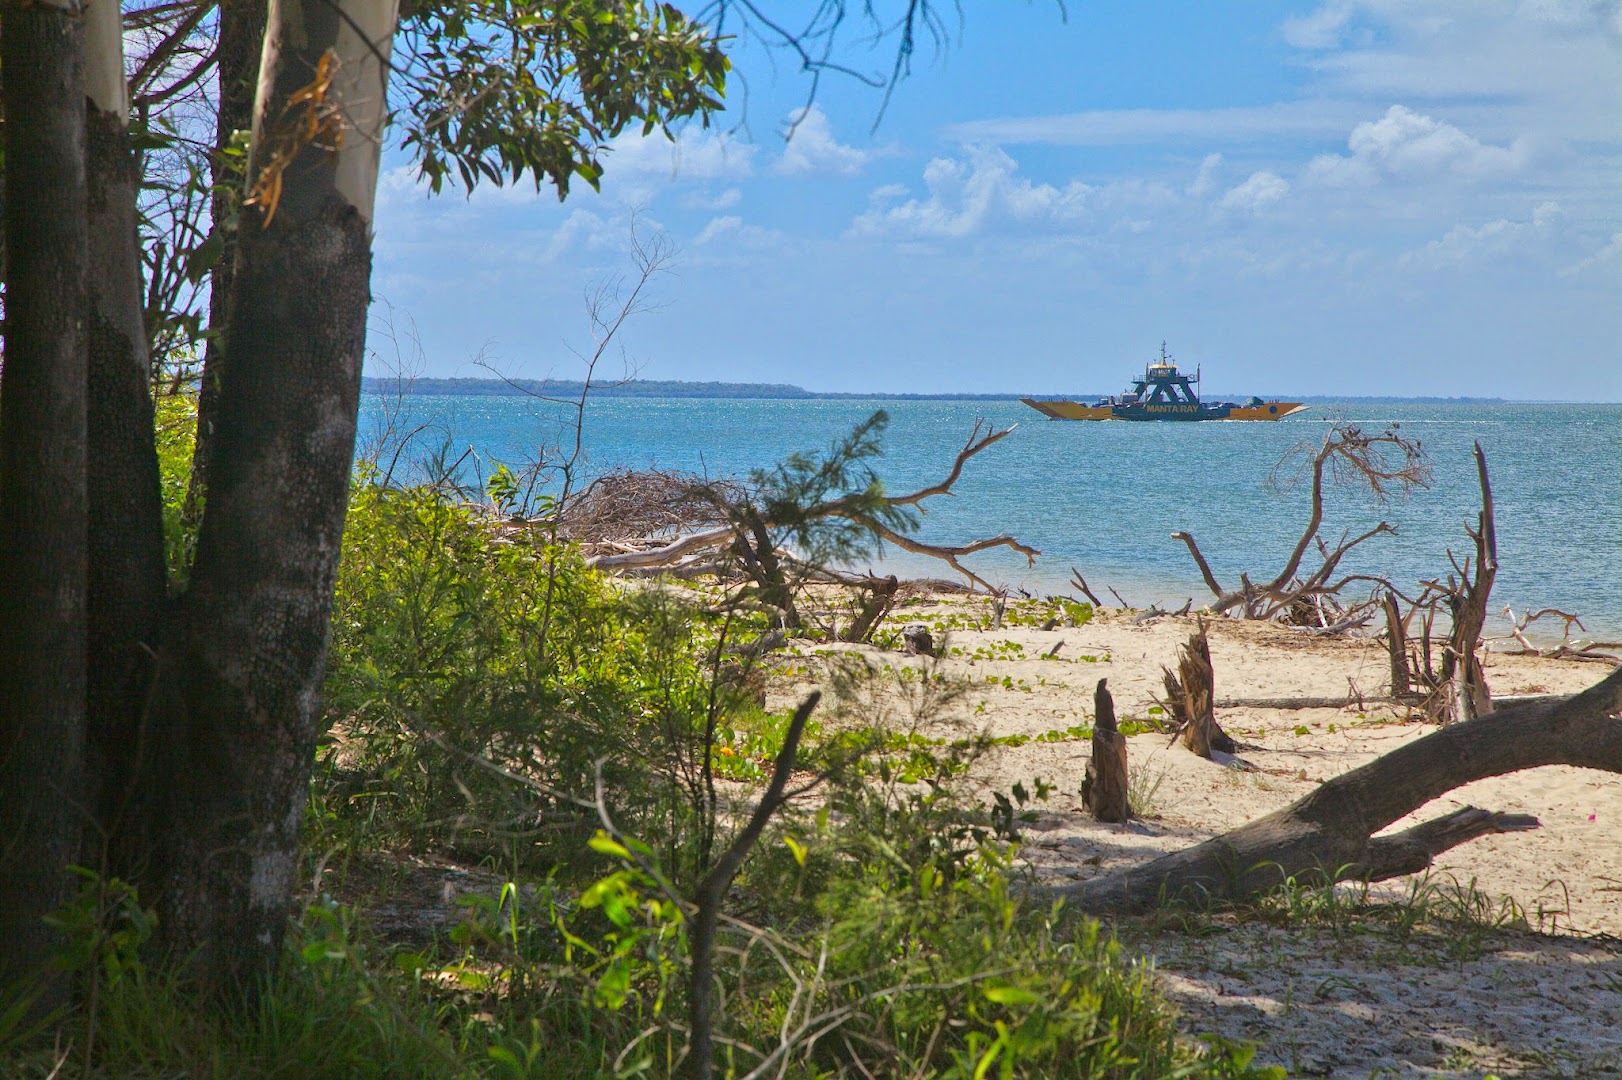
[1022,345,1306,422]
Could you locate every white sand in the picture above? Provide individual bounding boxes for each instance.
[774,601,1622,1078]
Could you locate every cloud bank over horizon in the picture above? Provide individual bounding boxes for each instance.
[370,1,1621,399]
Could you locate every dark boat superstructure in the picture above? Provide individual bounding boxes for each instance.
[1021,344,1306,422]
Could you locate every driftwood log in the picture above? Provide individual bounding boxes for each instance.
[838,573,899,644]
[1061,663,1622,913]
[1081,679,1130,823]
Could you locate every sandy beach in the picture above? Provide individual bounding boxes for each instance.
[772,598,1622,1078]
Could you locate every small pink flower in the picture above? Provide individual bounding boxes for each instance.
[1590,814,1598,822]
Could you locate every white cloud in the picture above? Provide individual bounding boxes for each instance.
[694,215,743,245]
[1562,228,1622,277]
[775,106,870,176]
[1399,201,1563,270]
[946,0,1619,159]
[1294,3,1622,145]
[682,186,742,211]
[1306,106,1528,186]
[1220,171,1290,212]
[1283,2,1355,49]
[596,127,756,202]
[943,101,1365,146]
[850,145,1092,239]
[539,209,621,261]
[1189,153,1223,197]
[686,214,796,267]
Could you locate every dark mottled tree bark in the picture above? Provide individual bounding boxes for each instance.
[185,0,268,521]
[139,0,399,986]
[84,20,170,876]
[0,0,89,998]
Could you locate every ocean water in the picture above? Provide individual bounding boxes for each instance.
[358,395,1622,641]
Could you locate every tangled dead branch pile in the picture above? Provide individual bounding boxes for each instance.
[557,469,741,553]
[580,413,1038,640]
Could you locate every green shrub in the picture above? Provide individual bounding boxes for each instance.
[316,482,769,882]
[153,392,199,584]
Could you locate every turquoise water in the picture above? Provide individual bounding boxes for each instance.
[358,395,1622,640]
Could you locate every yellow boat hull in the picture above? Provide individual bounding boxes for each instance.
[1021,398,1307,421]
[1226,403,1308,421]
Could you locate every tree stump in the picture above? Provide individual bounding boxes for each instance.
[1082,679,1130,823]
[901,623,934,657]
[840,574,899,643]
[1165,624,1236,758]
[1383,590,1411,698]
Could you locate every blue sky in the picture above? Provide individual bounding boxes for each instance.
[371,2,1622,399]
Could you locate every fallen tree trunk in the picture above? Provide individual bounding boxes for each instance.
[585,525,735,570]
[1060,663,1622,914]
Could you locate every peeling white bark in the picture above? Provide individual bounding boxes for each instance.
[330,0,397,225]
[250,0,397,226]
[253,0,301,137]
[83,0,128,119]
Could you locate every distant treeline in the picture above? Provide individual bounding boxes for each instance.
[362,376,1033,401]
[363,376,819,398]
[360,376,1508,405]
[1294,395,1508,404]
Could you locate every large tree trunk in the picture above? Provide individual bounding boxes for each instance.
[185,0,268,517]
[0,0,90,997]
[1061,665,1622,914]
[83,0,171,874]
[135,0,399,987]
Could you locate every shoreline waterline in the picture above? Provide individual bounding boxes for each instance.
[359,394,1622,642]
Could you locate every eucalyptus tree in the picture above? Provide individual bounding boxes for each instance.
[0,0,725,995]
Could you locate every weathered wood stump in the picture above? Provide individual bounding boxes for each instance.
[840,574,899,644]
[1082,678,1130,823]
[1164,623,1236,758]
[1382,590,1411,698]
[901,623,935,657]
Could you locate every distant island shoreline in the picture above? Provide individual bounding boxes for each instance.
[363,376,1519,405]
